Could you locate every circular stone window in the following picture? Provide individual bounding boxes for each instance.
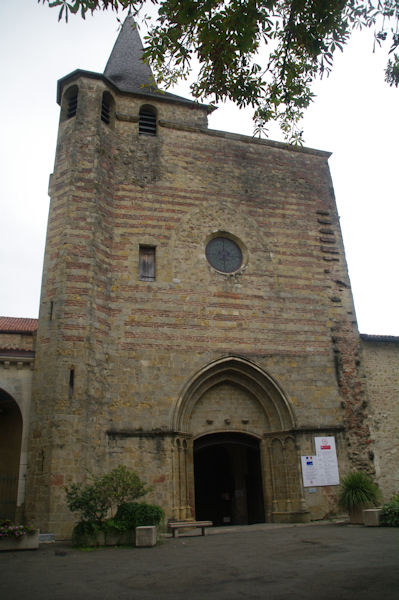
[205,236,243,273]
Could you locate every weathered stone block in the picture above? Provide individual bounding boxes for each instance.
[135,526,157,547]
[363,508,382,527]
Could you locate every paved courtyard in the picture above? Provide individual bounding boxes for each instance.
[1,522,398,600]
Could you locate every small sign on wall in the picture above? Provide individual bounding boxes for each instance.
[301,436,340,487]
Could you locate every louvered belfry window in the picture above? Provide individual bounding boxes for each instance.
[62,85,79,121]
[66,88,78,119]
[139,106,157,136]
[101,93,111,125]
[139,246,156,281]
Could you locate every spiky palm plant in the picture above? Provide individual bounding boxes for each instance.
[339,472,380,513]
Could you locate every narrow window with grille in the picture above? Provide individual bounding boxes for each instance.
[67,92,78,119]
[139,246,156,281]
[139,106,157,136]
[66,87,78,119]
[101,91,114,126]
[61,85,79,121]
[101,95,110,124]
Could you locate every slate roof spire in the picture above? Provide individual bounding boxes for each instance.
[58,13,214,109]
[100,15,213,109]
[104,16,157,94]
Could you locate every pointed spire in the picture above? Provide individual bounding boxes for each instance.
[104,16,157,94]
[102,15,214,111]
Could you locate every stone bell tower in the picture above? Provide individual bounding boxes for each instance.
[25,18,212,537]
[26,18,371,539]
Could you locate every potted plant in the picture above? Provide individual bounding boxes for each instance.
[0,520,39,551]
[338,471,381,524]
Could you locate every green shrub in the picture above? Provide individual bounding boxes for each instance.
[338,471,381,511]
[66,466,165,547]
[115,502,164,529]
[380,498,399,527]
[99,466,151,516]
[65,465,151,526]
[114,502,141,527]
[72,520,100,538]
[65,478,110,524]
[71,520,103,547]
[134,503,164,527]
[102,518,129,533]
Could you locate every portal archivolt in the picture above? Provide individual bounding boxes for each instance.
[172,356,296,435]
[171,357,308,523]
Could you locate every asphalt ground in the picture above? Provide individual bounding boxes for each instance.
[1,522,398,600]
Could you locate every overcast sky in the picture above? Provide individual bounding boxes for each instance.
[1,1,398,334]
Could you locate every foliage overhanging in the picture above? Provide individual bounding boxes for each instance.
[39,0,399,143]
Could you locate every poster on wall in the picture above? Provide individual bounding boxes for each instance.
[301,436,340,487]
[301,455,327,487]
[315,436,340,485]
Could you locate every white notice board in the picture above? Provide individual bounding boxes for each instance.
[315,436,340,485]
[301,436,340,487]
[301,455,326,487]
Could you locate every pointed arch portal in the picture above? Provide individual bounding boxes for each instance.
[171,357,308,524]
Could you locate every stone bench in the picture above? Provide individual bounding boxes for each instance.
[168,520,213,538]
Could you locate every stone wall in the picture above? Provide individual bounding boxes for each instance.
[0,332,35,352]
[361,335,399,500]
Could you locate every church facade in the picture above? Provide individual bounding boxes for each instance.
[1,19,398,539]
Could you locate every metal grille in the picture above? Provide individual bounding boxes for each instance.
[67,92,78,119]
[101,96,111,125]
[139,109,156,136]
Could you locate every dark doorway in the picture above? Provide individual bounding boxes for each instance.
[0,390,22,520]
[194,433,265,526]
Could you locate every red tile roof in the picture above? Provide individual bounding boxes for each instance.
[0,317,38,333]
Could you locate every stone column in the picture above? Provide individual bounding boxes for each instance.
[295,439,308,513]
[185,437,195,520]
[171,437,180,520]
[282,438,291,512]
[172,436,192,520]
[260,438,273,522]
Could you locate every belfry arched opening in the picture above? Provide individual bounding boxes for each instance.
[194,432,265,525]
